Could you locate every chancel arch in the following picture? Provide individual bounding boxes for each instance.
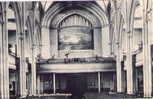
[41,1,110,59]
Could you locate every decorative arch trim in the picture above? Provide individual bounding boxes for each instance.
[42,1,109,29]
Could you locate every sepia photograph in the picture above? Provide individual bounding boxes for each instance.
[0,0,152,99]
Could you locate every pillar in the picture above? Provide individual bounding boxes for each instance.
[143,22,152,97]
[126,30,134,94]
[98,72,101,93]
[0,3,9,99]
[36,75,40,94]
[17,2,27,97]
[30,47,37,96]
[116,44,124,93]
[29,9,37,96]
[53,73,56,94]
[114,1,125,93]
[143,0,152,97]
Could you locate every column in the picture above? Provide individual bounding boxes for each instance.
[30,8,36,96]
[143,0,152,97]
[143,23,152,97]
[98,72,101,93]
[0,3,9,99]
[116,44,124,93]
[18,2,27,97]
[31,47,36,95]
[114,1,125,93]
[126,30,134,95]
[36,75,40,94]
[53,73,56,94]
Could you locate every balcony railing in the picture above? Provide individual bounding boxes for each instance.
[37,56,116,64]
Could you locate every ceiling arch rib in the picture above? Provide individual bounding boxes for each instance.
[42,1,109,29]
[7,2,22,34]
[58,14,92,29]
[78,2,108,23]
[51,10,99,29]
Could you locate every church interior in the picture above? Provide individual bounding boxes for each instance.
[0,0,153,98]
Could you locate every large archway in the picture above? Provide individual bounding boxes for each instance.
[38,1,116,95]
[41,1,110,59]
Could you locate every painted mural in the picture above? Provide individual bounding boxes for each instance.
[58,27,94,50]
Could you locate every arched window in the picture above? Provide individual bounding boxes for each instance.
[58,14,94,50]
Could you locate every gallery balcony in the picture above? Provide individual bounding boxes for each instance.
[37,57,116,73]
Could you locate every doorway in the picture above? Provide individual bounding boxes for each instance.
[67,73,87,96]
